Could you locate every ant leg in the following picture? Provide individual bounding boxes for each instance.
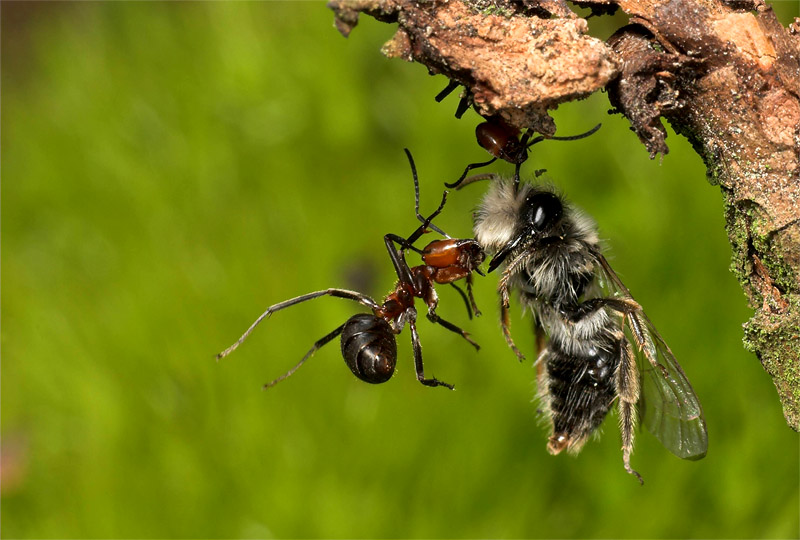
[434,79,459,102]
[454,93,471,119]
[408,314,454,390]
[384,235,415,287]
[385,233,425,256]
[403,148,449,238]
[426,309,480,350]
[449,282,473,320]
[263,323,345,389]
[617,340,644,485]
[513,161,523,190]
[445,157,498,189]
[465,273,481,317]
[435,80,472,118]
[216,288,380,360]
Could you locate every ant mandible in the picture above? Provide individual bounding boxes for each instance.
[216,149,485,390]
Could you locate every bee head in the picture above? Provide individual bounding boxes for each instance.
[486,189,564,273]
[522,191,563,234]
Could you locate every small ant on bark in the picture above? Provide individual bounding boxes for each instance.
[216,150,485,390]
[433,80,600,189]
[446,117,601,190]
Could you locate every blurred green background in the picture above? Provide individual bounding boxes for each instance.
[3,2,798,538]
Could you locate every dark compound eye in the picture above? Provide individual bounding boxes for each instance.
[523,192,563,232]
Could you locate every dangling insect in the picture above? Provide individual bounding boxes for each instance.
[447,117,602,189]
[216,149,485,390]
[433,78,601,189]
[467,176,707,482]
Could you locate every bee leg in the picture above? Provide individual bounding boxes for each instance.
[533,319,547,360]
[617,339,643,485]
[408,314,454,390]
[500,295,526,362]
[426,309,480,351]
[497,255,528,362]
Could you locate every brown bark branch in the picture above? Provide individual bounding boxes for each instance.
[328,0,800,430]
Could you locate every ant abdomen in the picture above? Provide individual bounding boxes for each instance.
[476,121,523,163]
[341,313,397,384]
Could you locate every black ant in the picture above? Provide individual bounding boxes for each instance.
[216,150,485,390]
[446,117,602,190]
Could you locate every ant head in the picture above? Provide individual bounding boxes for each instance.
[460,241,486,271]
[476,120,526,164]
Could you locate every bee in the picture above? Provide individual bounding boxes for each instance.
[468,176,708,482]
[216,150,485,390]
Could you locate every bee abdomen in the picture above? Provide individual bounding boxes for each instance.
[543,338,621,454]
[341,314,397,384]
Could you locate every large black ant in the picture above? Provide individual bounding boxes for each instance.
[446,117,602,190]
[216,150,485,390]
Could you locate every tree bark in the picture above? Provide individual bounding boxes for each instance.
[328,0,800,430]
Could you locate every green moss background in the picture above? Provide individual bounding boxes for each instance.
[2,2,798,538]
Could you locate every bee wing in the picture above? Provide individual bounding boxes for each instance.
[593,252,708,460]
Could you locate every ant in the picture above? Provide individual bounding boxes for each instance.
[216,149,485,391]
[434,80,601,189]
[446,116,602,190]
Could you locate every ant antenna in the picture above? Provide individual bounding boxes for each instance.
[522,123,602,150]
[444,156,498,189]
[511,123,601,188]
[404,148,450,239]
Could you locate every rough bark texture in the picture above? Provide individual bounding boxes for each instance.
[328,0,800,430]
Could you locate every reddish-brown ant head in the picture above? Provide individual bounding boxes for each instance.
[475,121,525,164]
[460,241,486,271]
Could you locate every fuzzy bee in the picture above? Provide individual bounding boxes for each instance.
[469,177,708,482]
